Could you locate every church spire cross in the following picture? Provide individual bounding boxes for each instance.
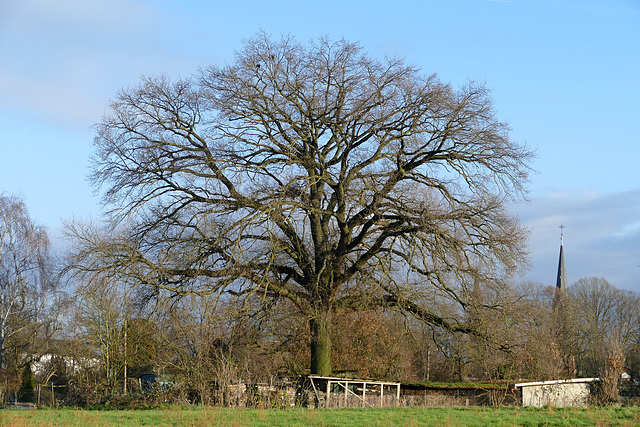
[556,224,568,290]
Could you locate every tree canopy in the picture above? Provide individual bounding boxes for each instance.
[68,33,533,375]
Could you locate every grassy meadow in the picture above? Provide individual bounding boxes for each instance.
[1,406,639,427]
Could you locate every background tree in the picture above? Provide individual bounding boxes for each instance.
[74,277,129,393]
[124,317,157,380]
[331,310,412,380]
[67,33,532,375]
[514,282,572,380]
[569,277,640,390]
[0,195,57,399]
[152,294,279,405]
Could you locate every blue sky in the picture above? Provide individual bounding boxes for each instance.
[1,0,639,291]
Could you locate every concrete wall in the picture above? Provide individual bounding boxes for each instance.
[520,381,591,408]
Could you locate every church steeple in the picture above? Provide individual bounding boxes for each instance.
[555,224,568,291]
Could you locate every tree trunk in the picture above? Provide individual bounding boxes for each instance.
[310,308,332,376]
[0,333,4,371]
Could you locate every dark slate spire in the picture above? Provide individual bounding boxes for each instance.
[555,225,567,291]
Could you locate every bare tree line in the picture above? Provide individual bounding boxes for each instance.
[1,34,638,407]
[2,222,638,406]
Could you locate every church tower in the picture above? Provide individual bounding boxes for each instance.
[555,224,568,291]
[553,224,575,375]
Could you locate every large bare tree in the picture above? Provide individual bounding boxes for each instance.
[68,33,532,375]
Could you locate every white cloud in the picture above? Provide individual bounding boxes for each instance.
[0,0,202,127]
[516,189,640,292]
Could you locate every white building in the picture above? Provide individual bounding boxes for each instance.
[515,378,600,408]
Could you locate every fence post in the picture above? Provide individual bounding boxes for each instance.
[344,381,348,407]
[326,381,331,408]
[362,383,367,407]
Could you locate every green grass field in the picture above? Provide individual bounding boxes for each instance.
[1,406,639,427]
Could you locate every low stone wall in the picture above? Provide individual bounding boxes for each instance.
[401,384,520,407]
[206,379,522,408]
[228,383,298,408]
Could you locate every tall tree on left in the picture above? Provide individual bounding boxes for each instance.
[0,195,55,373]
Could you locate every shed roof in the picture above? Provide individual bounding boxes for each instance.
[515,378,600,388]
